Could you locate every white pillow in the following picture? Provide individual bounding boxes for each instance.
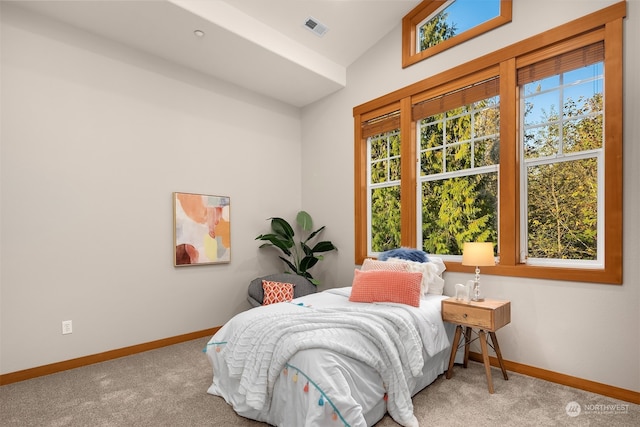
[387,256,446,295]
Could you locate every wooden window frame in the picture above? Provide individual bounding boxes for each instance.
[402,0,513,68]
[356,2,625,284]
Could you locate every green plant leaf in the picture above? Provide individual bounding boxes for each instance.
[296,211,313,231]
[305,226,325,243]
[300,241,312,256]
[299,256,319,272]
[310,241,337,253]
[279,256,299,274]
[297,270,317,285]
[270,217,295,239]
[256,233,293,256]
[256,232,291,244]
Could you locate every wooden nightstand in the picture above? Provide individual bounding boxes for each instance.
[442,297,511,393]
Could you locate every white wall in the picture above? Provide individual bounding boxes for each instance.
[302,0,640,392]
[0,4,302,374]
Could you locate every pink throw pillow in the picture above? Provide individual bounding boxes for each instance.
[349,269,422,307]
[361,258,410,272]
[262,280,295,305]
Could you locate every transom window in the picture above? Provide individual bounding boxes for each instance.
[403,0,512,68]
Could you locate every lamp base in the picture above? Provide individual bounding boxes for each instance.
[471,276,484,302]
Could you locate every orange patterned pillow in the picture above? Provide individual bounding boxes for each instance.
[349,269,422,307]
[262,280,295,305]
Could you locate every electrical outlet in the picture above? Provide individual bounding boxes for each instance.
[62,320,72,335]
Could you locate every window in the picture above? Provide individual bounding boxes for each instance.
[365,113,402,253]
[415,78,500,256]
[519,44,604,267]
[402,0,512,68]
[355,2,625,283]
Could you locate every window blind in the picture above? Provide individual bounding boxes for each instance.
[361,111,401,139]
[412,77,500,121]
[517,42,604,85]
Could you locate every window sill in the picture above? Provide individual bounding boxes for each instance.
[445,261,622,285]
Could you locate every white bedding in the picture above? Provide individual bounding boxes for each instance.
[206,287,454,427]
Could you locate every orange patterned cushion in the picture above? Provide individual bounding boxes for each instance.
[349,269,422,307]
[262,280,295,305]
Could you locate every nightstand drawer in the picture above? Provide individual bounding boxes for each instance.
[442,299,510,331]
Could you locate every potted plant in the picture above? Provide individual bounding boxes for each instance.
[255,211,337,285]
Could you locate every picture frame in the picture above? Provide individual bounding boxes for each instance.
[173,192,230,266]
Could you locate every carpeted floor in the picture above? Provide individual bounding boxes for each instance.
[0,337,638,426]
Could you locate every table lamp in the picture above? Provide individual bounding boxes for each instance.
[461,242,495,302]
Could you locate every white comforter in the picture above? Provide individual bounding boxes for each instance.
[206,287,451,427]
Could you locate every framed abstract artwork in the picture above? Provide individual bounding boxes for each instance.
[173,192,231,266]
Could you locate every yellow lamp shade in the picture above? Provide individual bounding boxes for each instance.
[461,242,495,267]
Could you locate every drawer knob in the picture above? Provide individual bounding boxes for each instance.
[463,313,468,318]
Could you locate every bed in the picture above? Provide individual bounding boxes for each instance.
[205,255,457,427]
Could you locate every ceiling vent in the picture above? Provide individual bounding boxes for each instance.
[303,16,328,37]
